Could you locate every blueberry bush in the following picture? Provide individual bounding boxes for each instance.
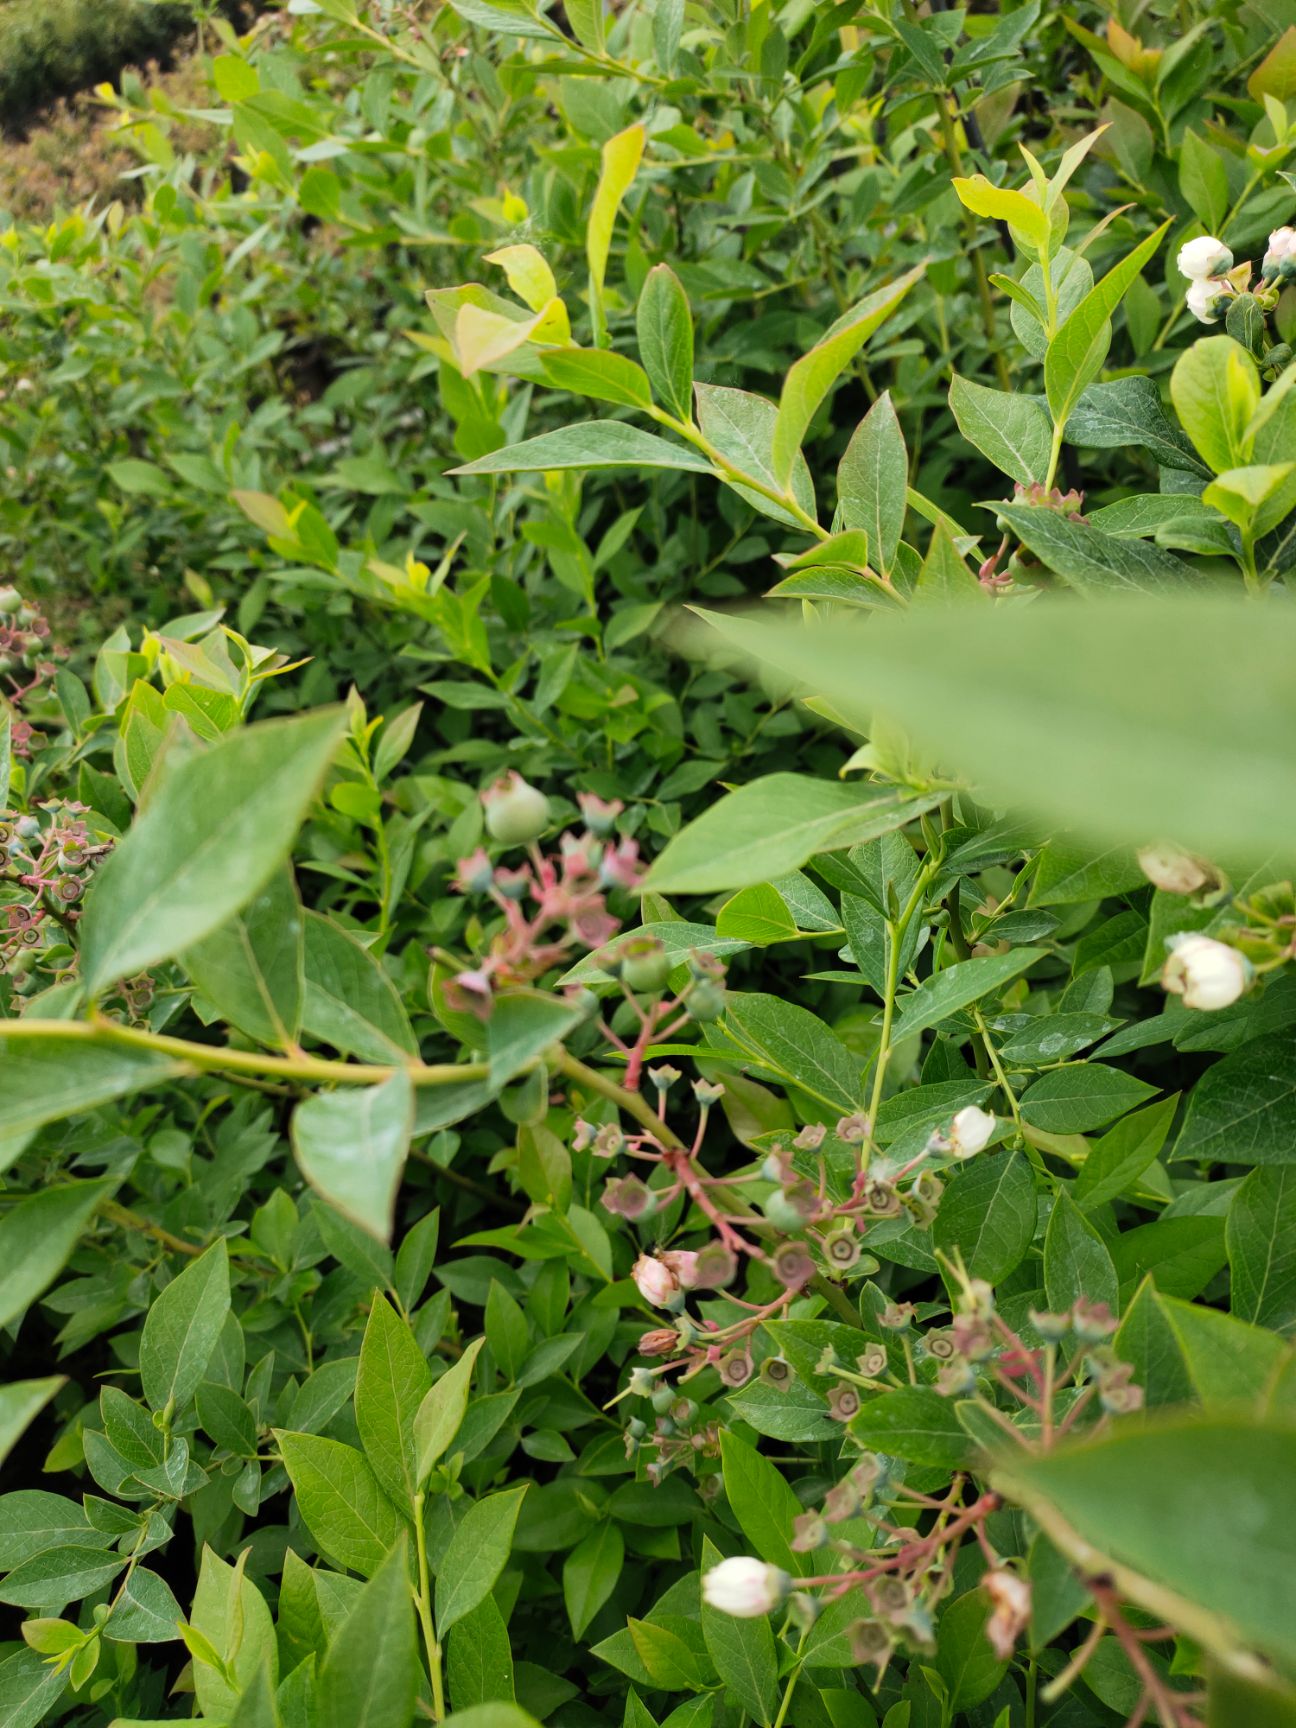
[0,3,1295,1727]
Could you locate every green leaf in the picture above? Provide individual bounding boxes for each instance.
[1179,131,1228,232]
[105,1568,184,1644]
[189,1547,278,1723]
[443,1709,544,1728]
[719,1431,812,1575]
[837,390,907,576]
[1043,1191,1118,1316]
[1228,1167,1296,1331]
[435,1485,528,1634]
[319,1537,418,1728]
[414,1338,485,1483]
[0,1647,68,1727]
[993,1415,1296,1673]
[934,1592,1007,1710]
[1112,1216,1226,1302]
[695,384,817,528]
[771,268,924,489]
[275,1432,406,1577]
[1044,222,1170,427]
[0,1180,115,1333]
[644,774,941,895]
[1031,841,1145,907]
[721,993,861,1115]
[439,0,554,39]
[586,123,644,342]
[182,868,304,1050]
[0,1380,64,1471]
[1066,375,1208,476]
[107,458,171,497]
[893,950,1047,1043]
[1074,1095,1178,1210]
[1170,336,1260,476]
[1157,1291,1288,1404]
[636,265,693,420]
[696,597,1296,867]
[933,1152,1037,1284]
[951,176,1049,248]
[563,1522,624,1640]
[355,1295,432,1509]
[292,1073,414,1243]
[140,1239,231,1415]
[994,503,1201,594]
[302,911,418,1063]
[1022,1065,1158,1134]
[849,1386,971,1468]
[0,1034,183,1144]
[487,990,587,1087]
[700,1536,779,1725]
[1175,1030,1296,1166]
[81,708,344,994]
[949,377,1052,486]
[537,348,654,410]
[0,1544,123,1613]
[448,1595,515,1709]
[448,422,712,477]
[485,1281,528,1381]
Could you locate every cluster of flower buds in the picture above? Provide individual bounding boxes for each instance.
[1178,225,1294,330]
[585,947,728,1092]
[1209,879,1296,995]
[446,778,643,1016]
[606,1097,1010,1468]
[701,1285,1144,1691]
[0,587,66,757]
[623,1363,723,1483]
[0,801,110,990]
[982,485,1086,590]
[703,1468,1000,1674]
[757,1103,996,1264]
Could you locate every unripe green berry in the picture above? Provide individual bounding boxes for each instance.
[763,1191,805,1232]
[482,772,550,845]
[619,936,671,994]
[686,978,725,1021]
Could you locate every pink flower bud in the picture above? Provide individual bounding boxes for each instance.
[660,1249,699,1288]
[453,848,494,894]
[578,791,623,836]
[632,1253,682,1307]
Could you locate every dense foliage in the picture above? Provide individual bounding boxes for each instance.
[0,4,1295,1728]
[0,1,203,133]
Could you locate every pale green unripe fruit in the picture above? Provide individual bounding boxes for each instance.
[763,1191,805,1232]
[620,937,671,994]
[483,772,551,845]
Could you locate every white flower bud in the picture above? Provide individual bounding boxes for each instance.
[1162,933,1251,1011]
[701,1556,788,1617]
[1137,843,1211,896]
[1185,277,1232,324]
[947,1105,997,1158]
[1177,235,1233,281]
[1262,225,1296,282]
